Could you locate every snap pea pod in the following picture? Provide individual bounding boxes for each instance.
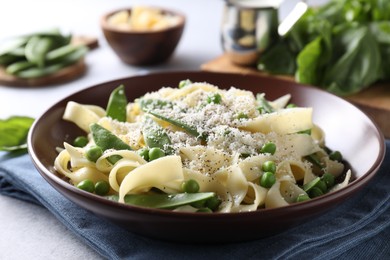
[8,47,26,57]
[0,29,82,79]
[5,61,34,75]
[0,39,28,65]
[0,53,24,66]
[305,153,324,169]
[25,36,54,67]
[90,123,132,164]
[106,192,216,209]
[21,28,70,48]
[37,33,71,47]
[139,98,206,140]
[15,45,87,78]
[147,110,207,141]
[46,44,82,63]
[302,173,336,199]
[106,84,127,122]
[90,123,131,151]
[142,116,173,154]
[0,36,29,56]
[256,93,274,114]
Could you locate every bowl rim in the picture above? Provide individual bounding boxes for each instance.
[100,6,186,34]
[28,70,386,219]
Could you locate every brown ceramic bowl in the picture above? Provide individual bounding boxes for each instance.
[100,7,185,66]
[28,71,385,243]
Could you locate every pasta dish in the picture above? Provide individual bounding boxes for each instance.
[54,80,351,213]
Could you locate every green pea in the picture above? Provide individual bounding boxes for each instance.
[237,112,248,120]
[262,160,276,173]
[205,195,221,211]
[286,103,297,108]
[260,142,276,155]
[329,151,342,162]
[296,194,310,202]
[86,145,103,162]
[190,199,206,209]
[178,79,192,88]
[95,181,110,196]
[315,180,328,193]
[137,148,150,161]
[308,187,323,198]
[73,136,88,147]
[207,93,222,104]
[148,147,165,161]
[182,179,200,193]
[77,179,95,193]
[260,172,276,188]
[321,173,335,189]
[197,207,213,213]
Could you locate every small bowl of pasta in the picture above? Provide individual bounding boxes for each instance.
[100,6,185,65]
[28,71,385,243]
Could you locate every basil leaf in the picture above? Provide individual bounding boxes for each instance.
[257,0,390,96]
[0,116,34,152]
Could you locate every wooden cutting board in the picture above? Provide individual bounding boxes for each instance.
[202,54,390,138]
[0,36,98,87]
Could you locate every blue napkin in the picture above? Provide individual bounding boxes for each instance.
[1,141,389,260]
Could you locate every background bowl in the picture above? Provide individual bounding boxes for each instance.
[100,7,185,66]
[28,71,385,243]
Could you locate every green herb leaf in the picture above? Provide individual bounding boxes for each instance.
[0,116,34,152]
[257,0,390,96]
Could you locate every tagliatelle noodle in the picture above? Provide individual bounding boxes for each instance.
[118,155,183,203]
[241,107,313,134]
[54,149,108,185]
[55,81,350,213]
[62,101,104,132]
[265,181,290,208]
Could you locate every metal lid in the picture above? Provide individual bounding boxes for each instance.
[225,0,283,8]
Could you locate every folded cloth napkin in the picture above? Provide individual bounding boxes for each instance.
[1,141,389,260]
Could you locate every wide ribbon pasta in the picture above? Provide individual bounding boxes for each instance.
[55,81,350,213]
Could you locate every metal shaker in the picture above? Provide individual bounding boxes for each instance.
[221,0,307,66]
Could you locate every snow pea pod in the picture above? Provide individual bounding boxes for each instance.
[305,153,324,169]
[0,53,23,65]
[46,44,83,63]
[256,93,274,114]
[90,123,131,151]
[15,45,87,78]
[106,192,216,209]
[15,62,63,78]
[142,116,173,154]
[139,98,207,140]
[5,61,34,75]
[90,123,132,164]
[25,36,54,67]
[148,110,207,141]
[8,47,26,57]
[106,84,127,122]
[0,36,29,56]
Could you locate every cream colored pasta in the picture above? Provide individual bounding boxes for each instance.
[54,81,351,213]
